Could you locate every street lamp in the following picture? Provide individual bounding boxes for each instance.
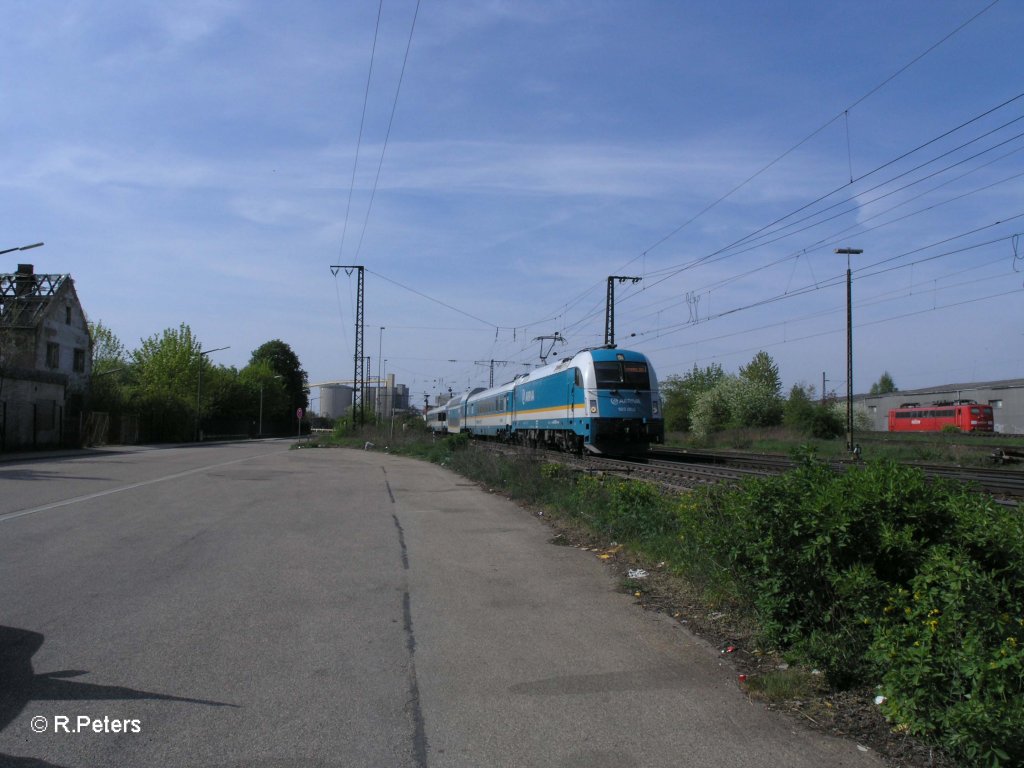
[378,326,385,418]
[0,242,44,256]
[195,345,230,442]
[259,374,282,437]
[834,248,862,452]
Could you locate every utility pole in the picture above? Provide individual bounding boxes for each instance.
[331,265,365,426]
[834,248,862,452]
[605,276,641,347]
[474,359,509,387]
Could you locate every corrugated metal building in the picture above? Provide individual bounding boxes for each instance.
[856,379,1024,433]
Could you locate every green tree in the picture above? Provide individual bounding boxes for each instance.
[661,363,725,432]
[131,323,201,407]
[128,323,202,441]
[87,320,129,411]
[250,340,308,414]
[690,373,784,438]
[240,359,289,431]
[89,320,127,373]
[784,383,816,430]
[739,351,781,396]
[785,382,843,438]
[869,371,898,395]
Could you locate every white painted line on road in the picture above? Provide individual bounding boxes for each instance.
[0,450,292,524]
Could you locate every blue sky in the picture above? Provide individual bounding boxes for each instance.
[3,1,1022,409]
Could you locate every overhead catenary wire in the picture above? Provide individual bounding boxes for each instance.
[336,0,384,263]
[353,0,422,261]
[502,6,1010,350]
[629,0,1004,265]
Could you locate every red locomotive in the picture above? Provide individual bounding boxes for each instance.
[888,400,994,433]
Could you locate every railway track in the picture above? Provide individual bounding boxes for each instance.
[647,446,1024,501]
[474,442,1023,501]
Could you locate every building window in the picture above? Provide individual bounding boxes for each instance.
[46,342,60,369]
[73,348,86,373]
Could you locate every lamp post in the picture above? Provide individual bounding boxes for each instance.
[834,248,862,452]
[259,374,282,437]
[0,242,44,256]
[378,326,385,418]
[196,345,229,442]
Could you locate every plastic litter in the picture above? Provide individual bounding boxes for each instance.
[874,695,887,706]
[627,568,648,579]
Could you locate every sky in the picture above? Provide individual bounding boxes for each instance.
[3,0,1023,411]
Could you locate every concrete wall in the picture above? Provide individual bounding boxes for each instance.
[1,370,67,450]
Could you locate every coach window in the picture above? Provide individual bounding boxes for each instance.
[989,399,1003,409]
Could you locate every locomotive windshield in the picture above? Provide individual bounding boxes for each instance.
[595,361,651,390]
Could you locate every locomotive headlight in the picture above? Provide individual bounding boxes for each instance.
[652,399,660,415]
[589,399,597,414]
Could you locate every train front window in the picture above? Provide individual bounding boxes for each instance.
[595,362,622,388]
[594,361,651,390]
[622,362,650,389]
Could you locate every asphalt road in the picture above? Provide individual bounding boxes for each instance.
[0,442,882,767]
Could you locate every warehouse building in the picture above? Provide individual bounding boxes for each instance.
[857,379,1024,434]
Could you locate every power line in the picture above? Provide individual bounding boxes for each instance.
[353,0,422,260]
[366,268,498,329]
[337,0,384,262]
[631,0,1003,262]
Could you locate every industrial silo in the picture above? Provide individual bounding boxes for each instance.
[319,384,353,419]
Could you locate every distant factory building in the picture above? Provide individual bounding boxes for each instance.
[857,378,1024,433]
[0,263,91,449]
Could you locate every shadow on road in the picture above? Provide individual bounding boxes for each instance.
[0,625,237,767]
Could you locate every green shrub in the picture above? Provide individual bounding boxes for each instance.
[870,547,1024,767]
[867,493,1024,766]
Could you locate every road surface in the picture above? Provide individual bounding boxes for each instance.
[0,441,881,767]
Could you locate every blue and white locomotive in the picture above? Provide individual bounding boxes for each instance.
[444,348,663,455]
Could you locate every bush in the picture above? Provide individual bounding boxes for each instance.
[679,456,1024,764]
[690,376,783,438]
[868,498,1024,767]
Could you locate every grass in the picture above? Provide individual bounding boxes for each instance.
[744,668,823,704]
[665,426,1024,467]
